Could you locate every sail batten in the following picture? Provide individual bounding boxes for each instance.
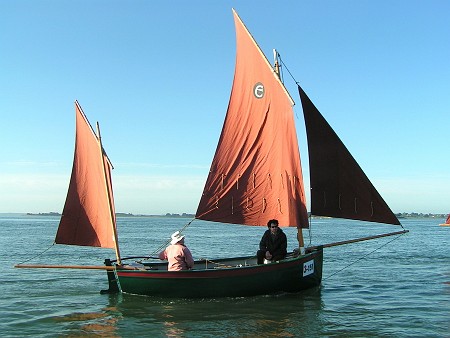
[298,85,400,225]
[195,10,308,228]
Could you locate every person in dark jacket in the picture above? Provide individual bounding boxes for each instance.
[257,219,287,264]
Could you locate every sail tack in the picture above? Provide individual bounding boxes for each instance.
[298,85,400,225]
[196,10,309,228]
[55,101,118,248]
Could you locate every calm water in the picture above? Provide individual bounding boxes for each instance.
[1,215,449,337]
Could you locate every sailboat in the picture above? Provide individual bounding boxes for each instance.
[439,214,450,226]
[16,9,408,298]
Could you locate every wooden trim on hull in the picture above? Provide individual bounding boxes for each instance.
[114,248,323,298]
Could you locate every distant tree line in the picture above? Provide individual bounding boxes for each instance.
[395,212,447,218]
[28,211,447,219]
[164,213,195,218]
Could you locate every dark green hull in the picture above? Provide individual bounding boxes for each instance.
[112,248,322,298]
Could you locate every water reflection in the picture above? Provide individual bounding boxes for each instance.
[162,318,185,337]
[51,299,122,337]
[107,287,324,336]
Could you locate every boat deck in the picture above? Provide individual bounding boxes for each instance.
[125,252,299,272]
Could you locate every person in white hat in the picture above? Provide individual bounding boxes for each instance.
[158,231,194,271]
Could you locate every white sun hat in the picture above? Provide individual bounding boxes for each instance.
[170,231,185,245]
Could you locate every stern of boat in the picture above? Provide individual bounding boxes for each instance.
[295,246,323,291]
[100,259,120,294]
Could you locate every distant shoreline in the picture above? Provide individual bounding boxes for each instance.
[24,212,196,218]
[18,212,449,219]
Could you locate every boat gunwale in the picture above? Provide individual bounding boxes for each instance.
[116,249,321,279]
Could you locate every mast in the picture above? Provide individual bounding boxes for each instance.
[273,49,281,77]
[96,122,122,265]
[273,48,305,254]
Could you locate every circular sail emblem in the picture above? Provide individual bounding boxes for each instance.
[253,82,264,99]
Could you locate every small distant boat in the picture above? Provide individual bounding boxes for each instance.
[440,214,450,226]
[16,9,408,298]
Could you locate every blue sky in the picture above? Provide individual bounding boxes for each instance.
[1,1,449,215]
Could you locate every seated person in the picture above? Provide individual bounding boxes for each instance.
[256,219,287,264]
[159,231,194,271]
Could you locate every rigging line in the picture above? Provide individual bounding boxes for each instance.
[195,203,218,220]
[277,52,300,120]
[399,222,407,231]
[16,242,56,265]
[307,213,313,246]
[276,52,298,85]
[148,218,196,258]
[322,233,405,282]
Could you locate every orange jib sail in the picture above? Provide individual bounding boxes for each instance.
[196,10,308,228]
[55,101,117,248]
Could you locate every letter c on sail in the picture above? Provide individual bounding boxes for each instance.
[253,82,264,99]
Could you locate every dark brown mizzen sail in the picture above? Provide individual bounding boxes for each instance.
[195,10,309,229]
[298,85,400,225]
[55,101,121,250]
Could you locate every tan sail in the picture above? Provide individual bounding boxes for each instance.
[55,101,119,252]
[196,9,309,229]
